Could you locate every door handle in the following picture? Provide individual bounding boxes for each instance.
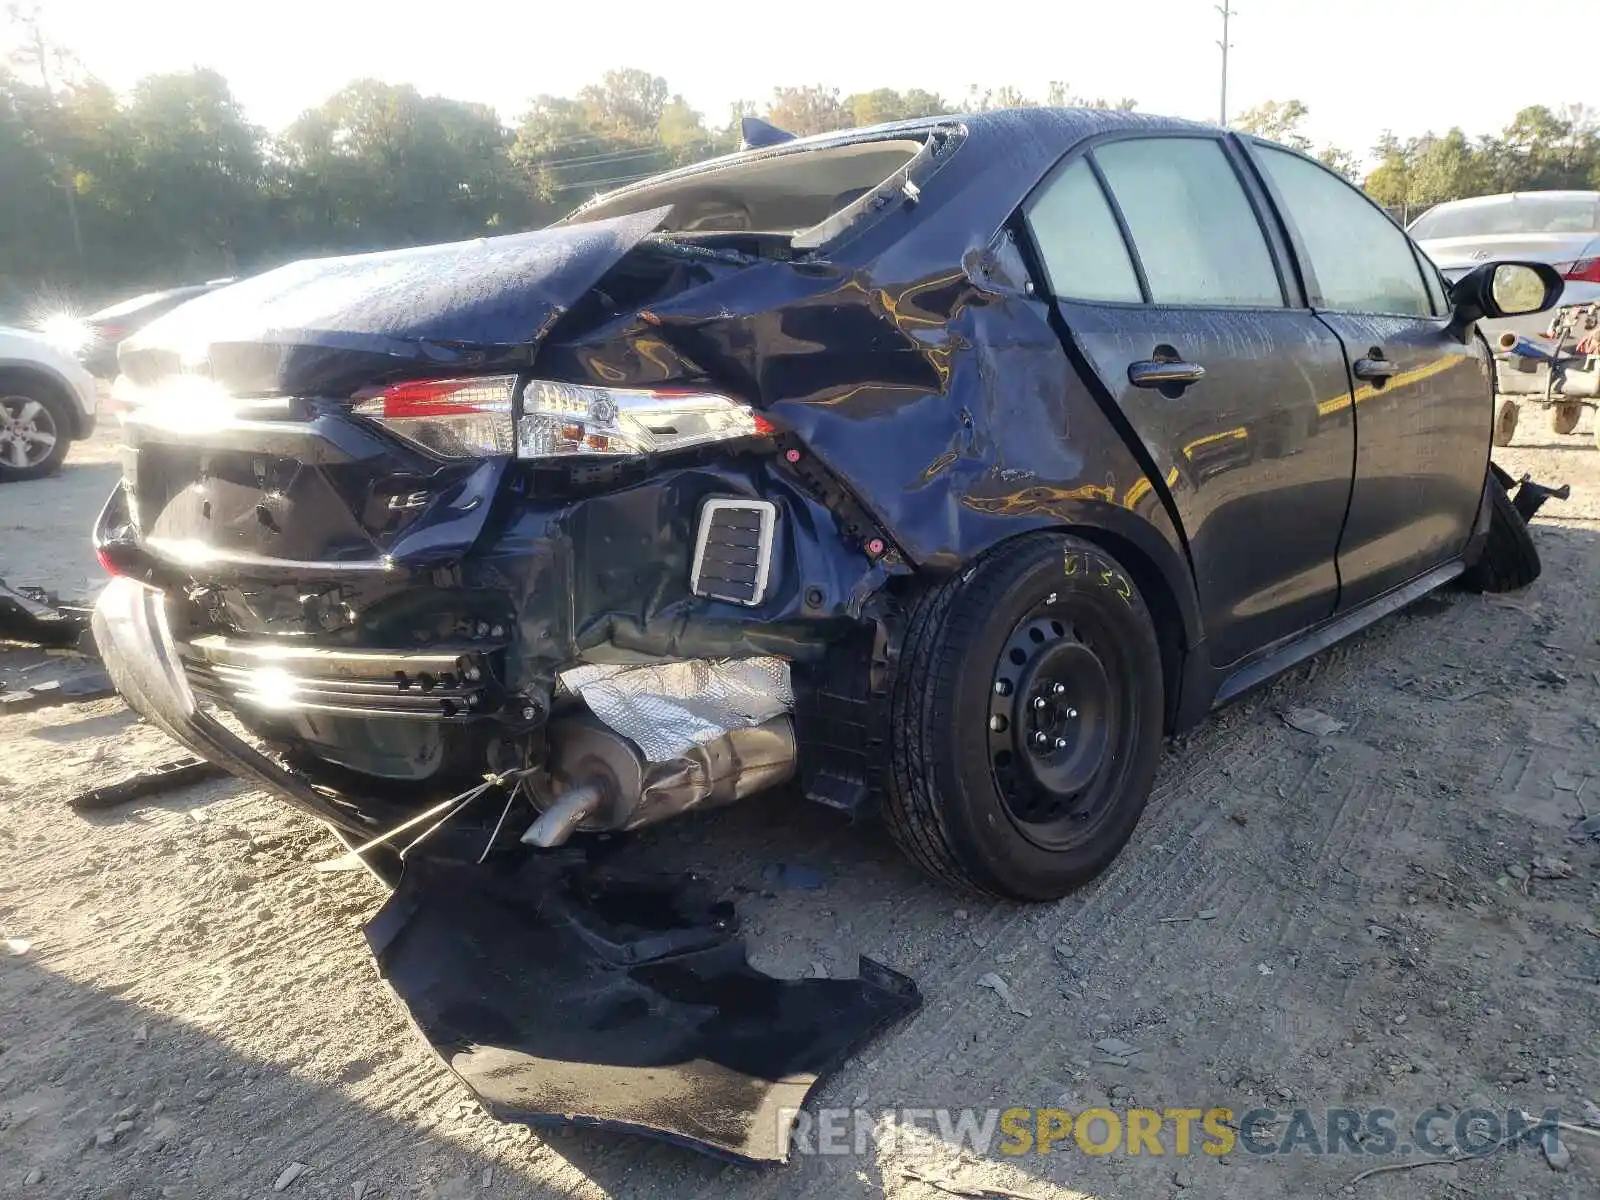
[1128,359,1206,390]
[1353,356,1398,383]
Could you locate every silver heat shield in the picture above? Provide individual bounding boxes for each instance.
[557,657,793,762]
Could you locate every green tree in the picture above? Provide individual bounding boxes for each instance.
[1407,129,1489,205]
[1362,132,1413,207]
[1316,145,1360,181]
[282,80,527,251]
[764,85,850,136]
[843,87,952,127]
[578,68,669,143]
[1232,99,1311,148]
[120,70,267,277]
[657,95,718,166]
[0,70,69,285]
[965,83,1037,111]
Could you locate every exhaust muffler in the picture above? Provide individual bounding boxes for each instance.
[522,713,797,847]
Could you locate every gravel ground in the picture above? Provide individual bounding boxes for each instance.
[2,410,1599,1200]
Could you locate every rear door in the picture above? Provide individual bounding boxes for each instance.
[1246,142,1492,610]
[1022,134,1357,667]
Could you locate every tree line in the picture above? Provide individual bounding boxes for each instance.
[3,22,1598,317]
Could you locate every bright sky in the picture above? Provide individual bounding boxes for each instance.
[14,0,1581,158]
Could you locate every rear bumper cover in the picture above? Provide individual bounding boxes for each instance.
[368,854,919,1163]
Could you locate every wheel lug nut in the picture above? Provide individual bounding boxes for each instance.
[1065,707,1079,719]
[1033,732,1048,746]
[1054,737,1068,750]
[1052,683,1067,697]
[988,715,1005,732]
[1033,697,1047,710]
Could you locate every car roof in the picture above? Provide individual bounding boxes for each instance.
[570,107,1212,221]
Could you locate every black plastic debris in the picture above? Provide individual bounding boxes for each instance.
[69,755,227,811]
[1510,475,1569,524]
[0,579,91,649]
[365,854,920,1163]
[1,671,115,713]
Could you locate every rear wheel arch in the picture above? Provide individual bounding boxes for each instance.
[1053,523,1190,733]
[0,366,78,478]
[901,511,1200,735]
[0,364,86,439]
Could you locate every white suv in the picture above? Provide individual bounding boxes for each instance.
[0,325,100,481]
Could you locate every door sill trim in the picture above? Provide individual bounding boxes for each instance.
[1212,559,1465,708]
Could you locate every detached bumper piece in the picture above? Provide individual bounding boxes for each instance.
[364,854,921,1163]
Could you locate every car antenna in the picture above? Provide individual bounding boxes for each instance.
[739,116,796,150]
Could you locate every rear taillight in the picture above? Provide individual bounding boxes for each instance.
[1560,257,1600,284]
[352,376,774,461]
[518,381,774,459]
[352,376,517,458]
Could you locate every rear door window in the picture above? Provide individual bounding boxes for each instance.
[1092,137,1284,307]
[1023,158,1143,303]
[1255,145,1434,317]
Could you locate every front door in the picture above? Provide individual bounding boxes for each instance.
[1246,141,1493,609]
[1021,135,1357,667]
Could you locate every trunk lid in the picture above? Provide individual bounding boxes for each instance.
[1417,232,1599,281]
[119,207,669,396]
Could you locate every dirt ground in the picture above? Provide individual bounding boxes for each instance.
[2,408,1598,1200]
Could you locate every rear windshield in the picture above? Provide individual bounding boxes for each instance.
[565,137,929,244]
[1409,194,1600,240]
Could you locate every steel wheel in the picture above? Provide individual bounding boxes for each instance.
[0,393,60,470]
[986,604,1123,850]
[883,533,1165,900]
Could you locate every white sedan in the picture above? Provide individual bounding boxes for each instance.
[0,325,101,481]
[1411,190,1600,346]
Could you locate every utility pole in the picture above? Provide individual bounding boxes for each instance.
[1216,3,1235,127]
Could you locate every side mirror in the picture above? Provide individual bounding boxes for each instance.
[1447,260,1564,340]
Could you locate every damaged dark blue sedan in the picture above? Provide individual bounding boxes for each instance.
[94,107,1565,899]
[88,107,1566,1158]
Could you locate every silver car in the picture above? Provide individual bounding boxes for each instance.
[1410,190,1600,345]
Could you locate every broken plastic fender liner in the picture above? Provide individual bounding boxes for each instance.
[364,856,920,1163]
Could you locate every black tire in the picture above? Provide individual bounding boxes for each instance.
[1492,399,1519,448]
[1463,474,1540,593]
[0,374,73,481]
[883,533,1165,900]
